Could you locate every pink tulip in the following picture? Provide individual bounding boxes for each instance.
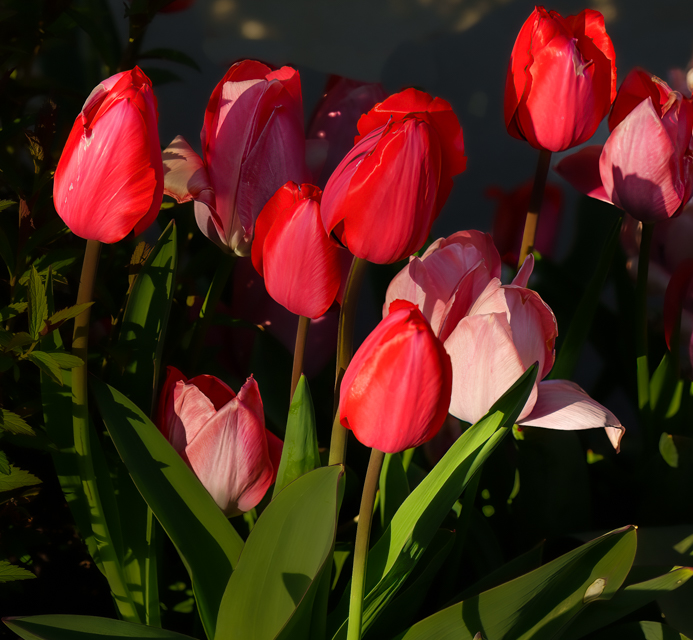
[321,88,466,264]
[556,69,693,223]
[306,75,388,188]
[157,367,283,517]
[384,233,624,450]
[53,67,163,243]
[163,60,308,256]
[340,300,452,454]
[251,182,344,319]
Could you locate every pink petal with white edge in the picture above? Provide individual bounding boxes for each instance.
[554,145,611,204]
[163,135,212,204]
[444,312,537,424]
[520,379,624,451]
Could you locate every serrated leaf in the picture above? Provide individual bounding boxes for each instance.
[0,409,35,436]
[43,302,94,333]
[4,332,35,351]
[0,465,41,492]
[139,47,201,71]
[0,200,16,212]
[0,560,35,582]
[0,302,27,322]
[45,351,84,370]
[0,451,10,475]
[25,351,62,385]
[28,267,48,340]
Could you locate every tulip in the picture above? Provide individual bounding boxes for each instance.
[384,233,624,450]
[339,300,452,454]
[556,69,693,223]
[162,60,308,256]
[157,367,283,517]
[53,67,164,243]
[306,75,388,188]
[487,181,563,266]
[504,7,616,152]
[251,182,343,319]
[321,88,466,264]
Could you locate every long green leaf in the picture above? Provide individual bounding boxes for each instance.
[396,526,637,640]
[561,566,693,640]
[91,379,244,639]
[27,266,48,340]
[587,621,691,640]
[4,615,198,640]
[273,375,320,498]
[216,465,343,640]
[329,364,539,639]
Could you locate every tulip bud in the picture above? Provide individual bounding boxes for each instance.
[321,88,466,264]
[157,367,283,517]
[163,60,308,256]
[504,7,616,152]
[251,182,344,319]
[339,300,453,453]
[53,67,164,243]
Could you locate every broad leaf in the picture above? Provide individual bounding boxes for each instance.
[0,409,35,436]
[587,621,691,640]
[0,560,35,582]
[216,465,343,640]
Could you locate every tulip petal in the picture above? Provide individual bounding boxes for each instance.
[512,254,534,288]
[520,379,624,451]
[445,312,536,424]
[163,135,212,204]
[554,145,611,203]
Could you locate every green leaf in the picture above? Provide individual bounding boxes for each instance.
[561,566,693,640]
[587,621,691,640]
[91,379,244,640]
[660,433,680,468]
[0,465,41,492]
[0,302,27,322]
[273,375,320,498]
[64,5,120,71]
[550,213,622,380]
[216,466,343,640]
[0,560,35,582]
[379,452,410,531]
[25,351,62,385]
[112,220,177,416]
[139,47,201,71]
[27,267,48,340]
[0,224,15,277]
[395,526,636,640]
[44,351,84,370]
[0,199,16,212]
[0,451,9,475]
[329,364,539,639]
[0,409,35,436]
[4,615,199,640]
[43,302,94,333]
[4,332,35,351]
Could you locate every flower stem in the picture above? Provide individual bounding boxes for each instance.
[347,447,385,640]
[328,256,367,466]
[636,222,654,411]
[517,149,552,269]
[290,315,310,402]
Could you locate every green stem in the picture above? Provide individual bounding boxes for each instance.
[347,448,385,640]
[517,149,552,269]
[72,239,139,621]
[189,250,235,372]
[329,256,368,466]
[636,222,654,411]
[290,315,310,402]
[144,507,160,627]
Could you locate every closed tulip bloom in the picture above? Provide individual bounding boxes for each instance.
[251,182,343,318]
[504,7,616,152]
[321,88,466,264]
[157,367,283,517]
[556,69,693,223]
[163,60,308,256]
[339,300,452,454]
[53,67,164,243]
[384,233,625,450]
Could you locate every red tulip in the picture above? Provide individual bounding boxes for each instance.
[321,88,466,264]
[163,60,308,255]
[384,233,624,449]
[53,67,163,243]
[157,367,283,517]
[251,182,343,318]
[306,75,388,188]
[487,181,563,266]
[504,7,616,152]
[339,300,452,453]
[556,69,693,223]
